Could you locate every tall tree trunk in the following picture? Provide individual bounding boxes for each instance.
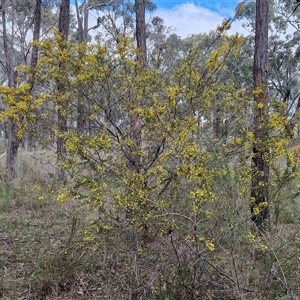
[75,0,84,43]
[23,0,42,151]
[31,0,41,69]
[57,0,70,180]
[250,0,270,231]
[58,0,70,38]
[83,0,89,42]
[128,0,146,172]
[2,0,19,178]
[135,0,147,62]
[6,121,19,178]
[74,0,90,41]
[31,0,41,71]
[75,0,88,133]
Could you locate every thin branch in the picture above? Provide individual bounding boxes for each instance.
[87,0,113,11]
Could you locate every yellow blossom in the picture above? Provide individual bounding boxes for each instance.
[205,240,215,251]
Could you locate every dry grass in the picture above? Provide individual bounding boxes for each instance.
[1,192,300,299]
[1,150,300,299]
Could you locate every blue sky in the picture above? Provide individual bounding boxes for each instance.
[86,0,247,39]
[152,0,247,37]
[154,0,240,13]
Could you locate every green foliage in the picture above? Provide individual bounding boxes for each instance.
[1,5,300,296]
[28,31,249,238]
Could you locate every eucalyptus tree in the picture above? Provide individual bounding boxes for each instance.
[92,0,136,44]
[1,0,19,177]
[235,0,300,229]
[269,0,300,134]
[73,0,114,132]
[56,0,70,180]
[250,0,270,230]
[147,17,183,71]
[0,0,44,176]
[272,0,300,33]
[237,0,300,126]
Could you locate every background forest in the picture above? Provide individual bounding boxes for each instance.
[1,0,300,299]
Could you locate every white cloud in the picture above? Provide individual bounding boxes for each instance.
[154,2,249,38]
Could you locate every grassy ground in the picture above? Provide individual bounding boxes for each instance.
[0,190,86,299]
[0,151,123,299]
[1,186,300,300]
[1,151,300,299]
